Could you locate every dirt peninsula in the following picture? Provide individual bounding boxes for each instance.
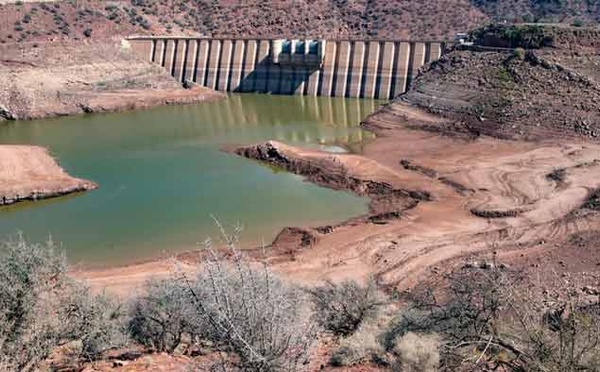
[0,145,96,206]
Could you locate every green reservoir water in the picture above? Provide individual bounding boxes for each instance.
[0,94,379,266]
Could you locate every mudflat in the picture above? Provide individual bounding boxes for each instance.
[0,145,96,206]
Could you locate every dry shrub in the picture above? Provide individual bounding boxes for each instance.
[0,233,125,371]
[394,332,441,372]
[330,320,387,366]
[133,223,319,371]
[185,254,317,371]
[307,279,387,337]
[128,277,203,353]
[389,263,600,371]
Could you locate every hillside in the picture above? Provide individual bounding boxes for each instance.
[399,24,600,141]
[1,0,599,45]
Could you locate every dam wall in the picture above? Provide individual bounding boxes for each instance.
[126,37,445,100]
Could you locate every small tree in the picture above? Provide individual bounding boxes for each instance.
[307,279,386,337]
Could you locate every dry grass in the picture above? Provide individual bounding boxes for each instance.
[394,332,441,372]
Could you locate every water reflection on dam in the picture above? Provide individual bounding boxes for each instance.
[163,93,378,149]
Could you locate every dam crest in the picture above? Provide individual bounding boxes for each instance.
[126,37,446,100]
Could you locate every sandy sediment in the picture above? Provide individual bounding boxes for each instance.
[0,145,97,206]
[80,101,600,296]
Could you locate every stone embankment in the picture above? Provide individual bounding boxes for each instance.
[0,145,97,206]
[127,37,444,99]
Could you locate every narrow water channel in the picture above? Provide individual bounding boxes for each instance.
[0,94,380,266]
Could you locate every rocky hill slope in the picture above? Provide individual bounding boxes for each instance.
[399,24,600,141]
[1,0,599,45]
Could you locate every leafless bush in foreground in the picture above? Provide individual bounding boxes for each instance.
[306,279,386,337]
[178,223,318,371]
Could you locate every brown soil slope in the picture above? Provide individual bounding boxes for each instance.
[0,41,224,120]
[401,25,600,141]
[0,145,96,205]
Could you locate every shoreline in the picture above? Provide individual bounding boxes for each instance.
[0,85,225,122]
[78,100,600,296]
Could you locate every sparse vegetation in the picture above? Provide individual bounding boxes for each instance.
[307,279,386,337]
[385,265,600,371]
[572,18,584,27]
[547,167,567,183]
[0,209,598,371]
[513,47,526,60]
[394,332,441,372]
[583,188,600,210]
[0,234,125,371]
[330,319,387,366]
[472,24,555,49]
[128,277,201,353]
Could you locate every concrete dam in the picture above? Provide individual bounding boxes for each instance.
[126,37,446,100]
